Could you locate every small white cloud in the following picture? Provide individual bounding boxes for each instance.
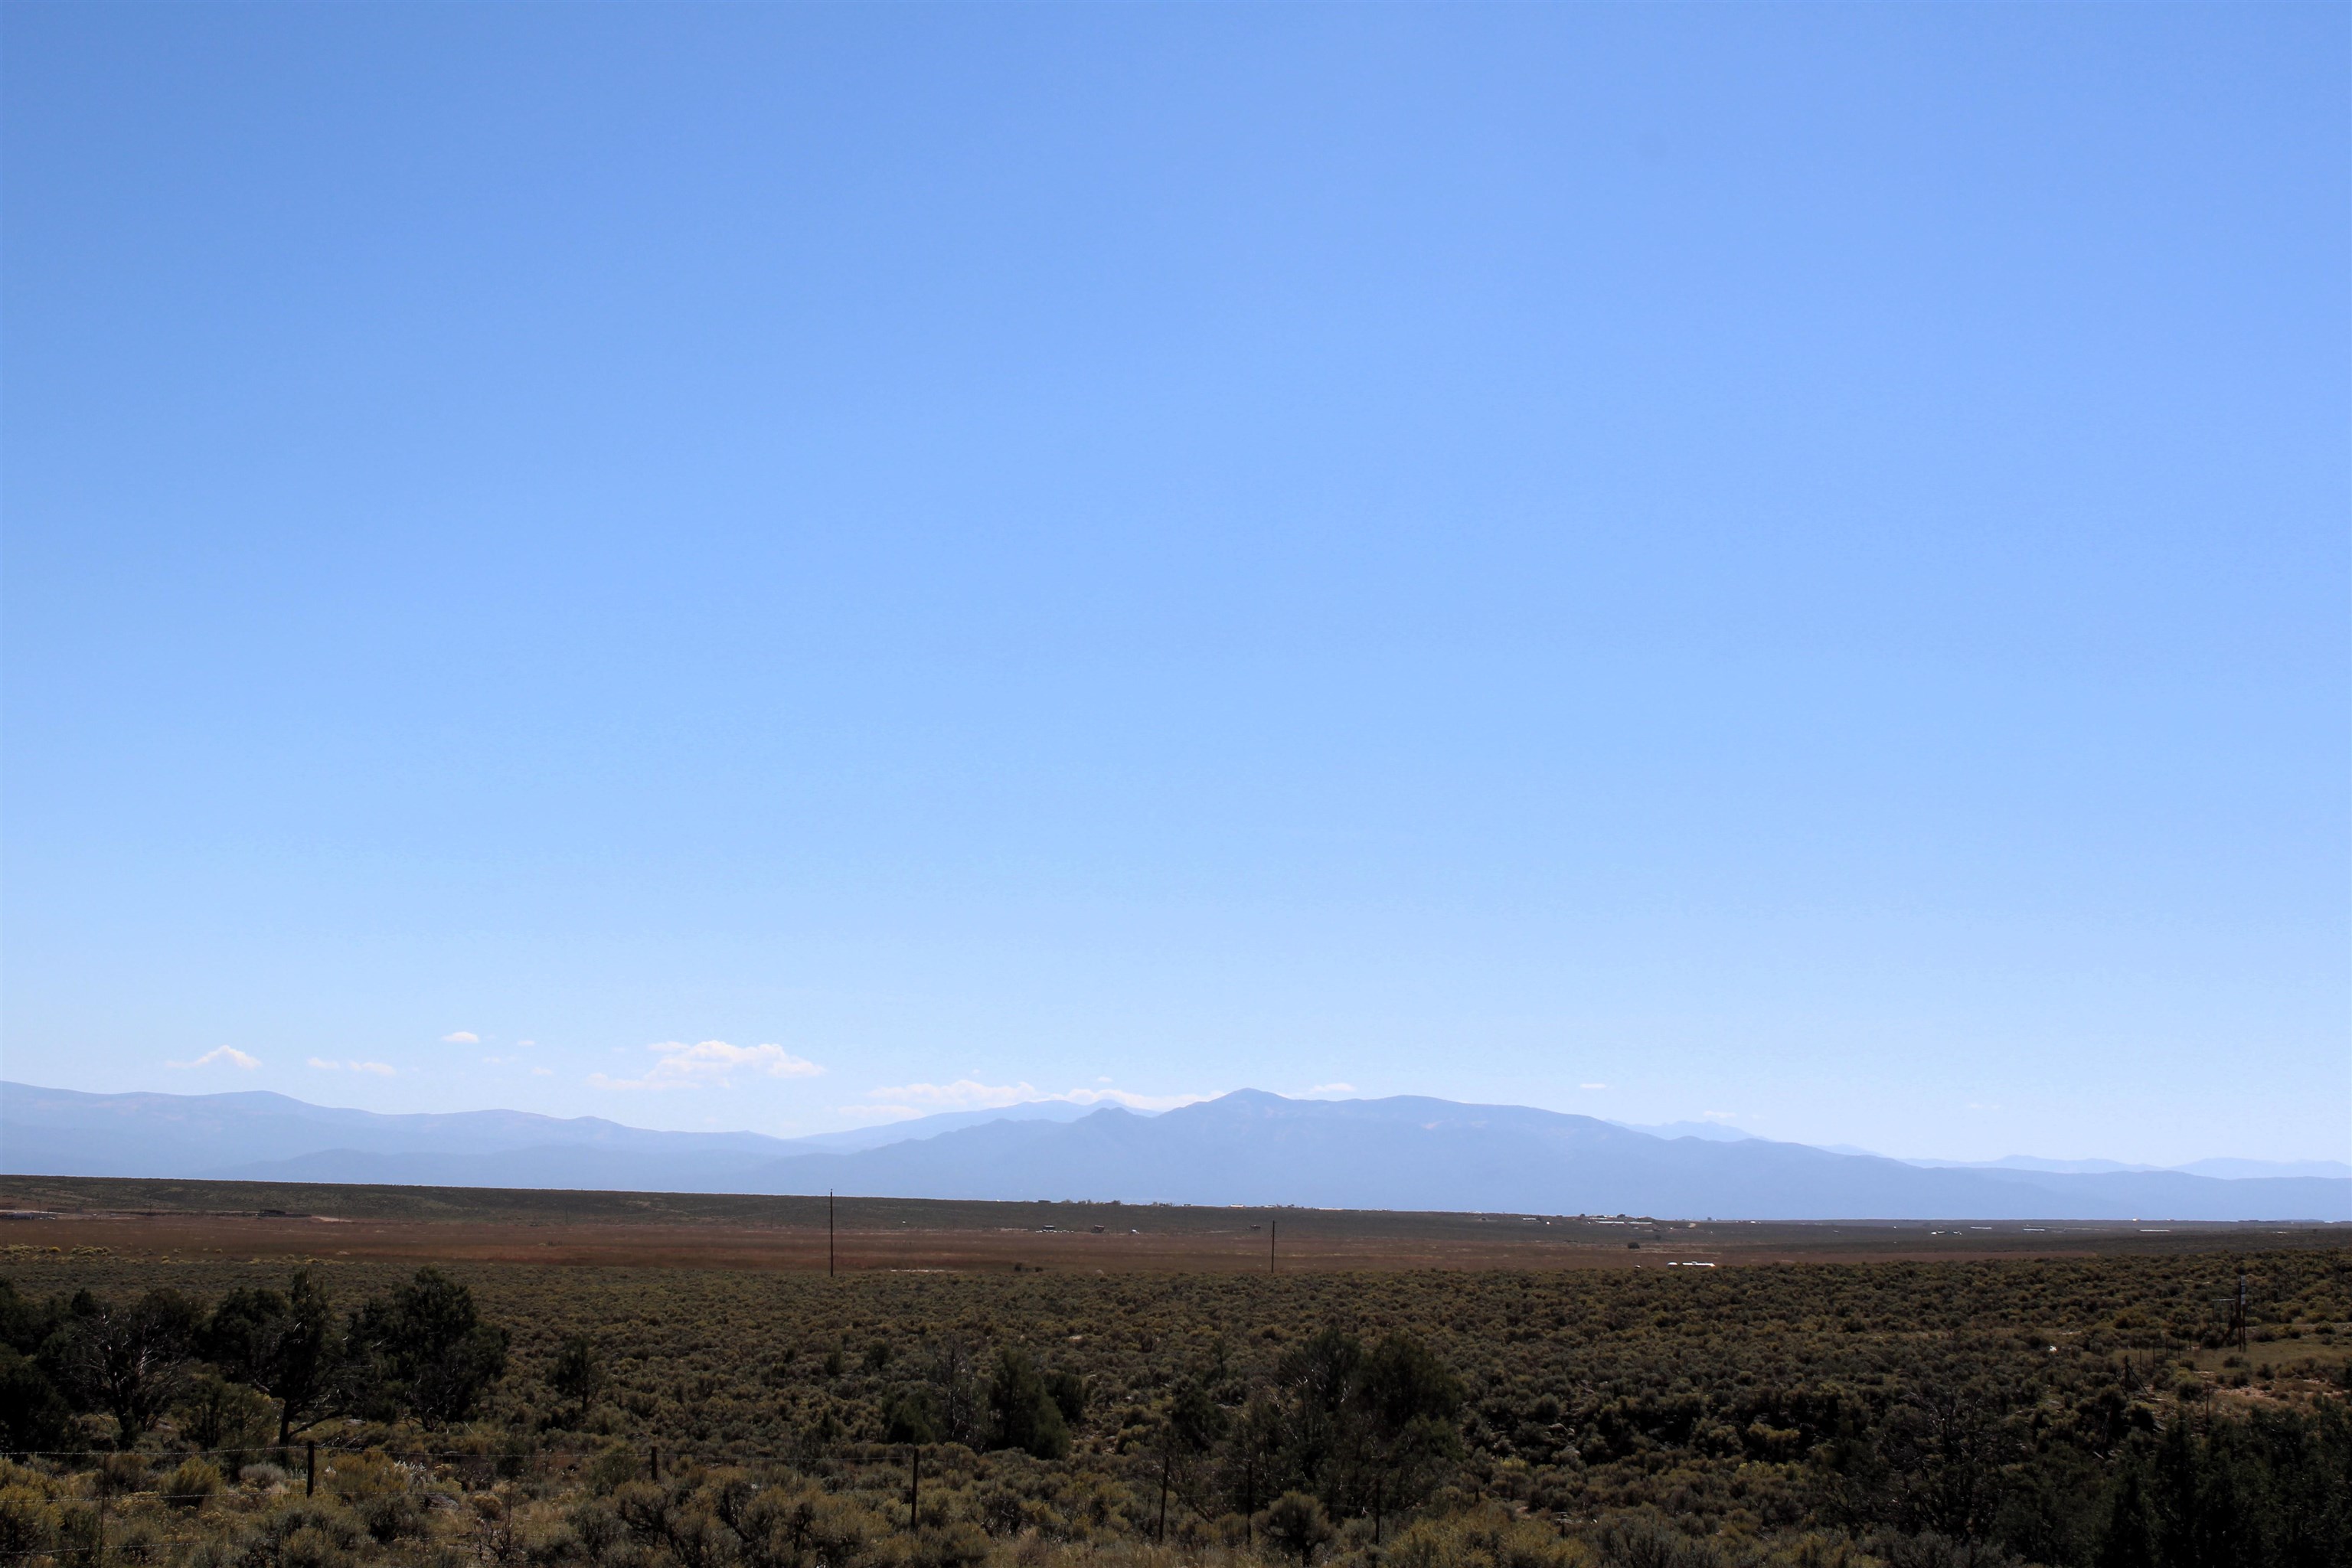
[1700,1110,1739,1122]
[591,1040,824,1091]
[309,1057,394,1076]
[169,1047,260,1071]
[530,1067,553,1076]
[1580,1083,1609,1091]
[441,1031,479,1044]
[517,1039,535,1048]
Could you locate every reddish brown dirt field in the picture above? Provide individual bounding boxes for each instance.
[7,1211,1691,1272]
[5,1175,2341,1274]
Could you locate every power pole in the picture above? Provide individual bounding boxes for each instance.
[2212,1263,2252,1354]
[829,1190,836,1278]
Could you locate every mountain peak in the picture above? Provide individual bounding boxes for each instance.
[3,1083,2344,1222]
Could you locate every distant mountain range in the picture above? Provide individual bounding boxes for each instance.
[0,1083,1106,1191]
[2,1081,2344,1222]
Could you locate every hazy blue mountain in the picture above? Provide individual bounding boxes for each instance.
[740,1091,2348,1221]
[200,1146,782,1191]
[1608,1119,1758,1142]
[2173,1157,2352,1181]
[0,1082,1088,1189]
[1903,1155,2352,1178]
[1765,1148,2346,1181]
[1910,1155,2163,1174]
[781,1099,1127,1153]
[4,1083,2344,1220]
[0,1081,791,1184]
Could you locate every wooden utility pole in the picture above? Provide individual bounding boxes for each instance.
[829,1191,836,1278]
[2210,1263,2252,1354]
[305,1442,316,1497]
[1269,1218,1276,1275]
[906,1446,920,1530]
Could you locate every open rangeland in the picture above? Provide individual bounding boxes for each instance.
[1,1176,2346,1568]
[5,1175,2345,1275]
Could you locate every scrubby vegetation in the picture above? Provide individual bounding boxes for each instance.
[0,1247,2347,1567]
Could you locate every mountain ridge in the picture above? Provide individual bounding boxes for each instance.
[3,1081,2344,1221]
[735,1093,2348,1220]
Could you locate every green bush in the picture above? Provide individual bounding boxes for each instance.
[175,1373,276,1452]
[988,1351,1070,1461]
[0,1483,57,1556]
[1263,1492,1332,1563]
[587,1444,644,1495]
[0,1348,70,1452]
[1392,1505,1596,1568]
[163,1456,224,1511]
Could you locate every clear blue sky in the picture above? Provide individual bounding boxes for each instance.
[4,4,2344,1163]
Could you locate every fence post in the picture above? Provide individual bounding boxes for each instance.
[306,1442,316,1497]
[649,1445,658,1481]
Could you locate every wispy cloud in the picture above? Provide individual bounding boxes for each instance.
[864,1078,1041,1110]
[441,1031,479,1044]
[591,1040,824,1091]
[1580,1083,1609,1091]
[168,1047,260,1071]
[1701,1109,1739,1122]
[309,1057,396,1076]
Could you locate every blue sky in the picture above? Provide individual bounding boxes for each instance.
[4,5,2344,1163]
